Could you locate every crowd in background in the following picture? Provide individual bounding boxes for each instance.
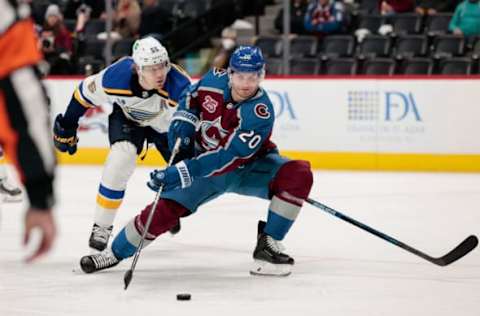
[27,0,480,75]
[275,0,479,38]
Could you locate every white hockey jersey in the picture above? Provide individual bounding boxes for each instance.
[73,57,191,133]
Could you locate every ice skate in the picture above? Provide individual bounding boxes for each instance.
[0,178,22,203]
[88,223,113,252]
[80,248,120,273]
[250,221,294,277]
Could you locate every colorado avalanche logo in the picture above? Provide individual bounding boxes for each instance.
[202,95,218,113]
[199,117,229,149]
[254,103,270,119]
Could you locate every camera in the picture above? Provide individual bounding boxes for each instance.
[42,36,54,50]
[76,4,92,16]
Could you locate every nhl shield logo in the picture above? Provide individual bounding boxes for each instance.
[202,95,218,113]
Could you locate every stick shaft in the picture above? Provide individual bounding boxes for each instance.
[306,197,478,266]
[124,139,181,288]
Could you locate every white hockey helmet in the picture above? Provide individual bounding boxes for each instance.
[132,36,170,71]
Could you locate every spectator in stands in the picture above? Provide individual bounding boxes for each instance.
[29,0,61,25]
[449,0,480,37]
[63,0,106,34]
[97,0,141,40]
[39,4,73,74]
[211,27,238,69]
[415,0,460,15]
[303,0,347,35]
[64,0,106,20]
[274,0,309,34]
[139,0,174,37]
[114,0,141,38]
[379,0,414,15]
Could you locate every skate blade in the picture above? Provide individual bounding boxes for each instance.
[249,259,292,277]
[2,194,23,203]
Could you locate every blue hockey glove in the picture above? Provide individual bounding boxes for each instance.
[168,110,198,157]
[147,161,193,192]
[53,114,79,155]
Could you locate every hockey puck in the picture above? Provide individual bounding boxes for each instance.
[176,293,191,301]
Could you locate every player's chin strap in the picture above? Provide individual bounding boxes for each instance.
[123,138,182,290]
[306,197,478,266]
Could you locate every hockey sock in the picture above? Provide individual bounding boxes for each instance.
[95,184,125,226]
[111,217,154,259]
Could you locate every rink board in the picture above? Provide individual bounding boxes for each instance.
[44,77,480,172]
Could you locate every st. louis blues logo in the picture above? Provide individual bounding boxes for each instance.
[254,103,270,119]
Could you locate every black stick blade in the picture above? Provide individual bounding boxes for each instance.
[124,269,133,290]
[434,235,478,266]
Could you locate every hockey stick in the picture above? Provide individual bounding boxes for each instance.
[306,197,478,266]
[124,138,181,290]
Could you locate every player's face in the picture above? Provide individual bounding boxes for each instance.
[139,63,169,90]
[230,71,261,102]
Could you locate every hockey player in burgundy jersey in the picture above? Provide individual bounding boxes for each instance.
[80,46,313,276]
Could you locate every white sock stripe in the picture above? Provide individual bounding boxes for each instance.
[269,195,301,221]
[0,1,16,34]
[125,219,143,246]
[278,191,304,207]
[10,67,55,174]
[0,162,6,179]
[130,217,155,244]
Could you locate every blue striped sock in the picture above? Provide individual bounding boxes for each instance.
[112,228,137,259]
[264,210,294,241]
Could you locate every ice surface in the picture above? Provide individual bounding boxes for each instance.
[1,166,479,316]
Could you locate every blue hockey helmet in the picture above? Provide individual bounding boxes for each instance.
[228,45,265,74]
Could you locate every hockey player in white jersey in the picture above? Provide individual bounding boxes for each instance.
[53,36,191,251]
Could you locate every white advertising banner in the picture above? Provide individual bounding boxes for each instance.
[44,78,480,155]
[265,79,480,154]
[45,79,111,148]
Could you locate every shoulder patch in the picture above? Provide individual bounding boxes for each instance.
[254,103,271,119]
[87,80,96,93]
[213,67,228,77]
[202,95,219,113]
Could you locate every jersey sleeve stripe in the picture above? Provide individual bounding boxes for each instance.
[74,87,95,108]
[104,88,133,96]
[157,89,169,97]
[171,63,191,80]
[198,86,224,95]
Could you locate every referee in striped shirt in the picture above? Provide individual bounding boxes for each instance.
[0,1,56,263]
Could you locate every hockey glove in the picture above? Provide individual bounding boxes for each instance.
[53,114,79,155]
[168,110,198,158]
[147,161,193,192]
